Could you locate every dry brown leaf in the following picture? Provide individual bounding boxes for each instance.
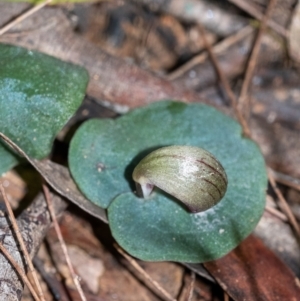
[204,235,300,301]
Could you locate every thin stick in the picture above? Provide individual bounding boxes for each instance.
[268,172,300,240]
[265,205,288,222]
[0,183,46,301]
[167,25,253,81]
[115,244,176,301]
[198,23,251,137]
[238,0,277,121]
[0,242,41,301]
[268,168,300,192]
[42,184,87,301]
[185,272,195,301]
[0,0,52,36]
[227,0,287,37]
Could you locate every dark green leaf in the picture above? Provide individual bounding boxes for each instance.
[69,101,267,262]
[0,44,88,174]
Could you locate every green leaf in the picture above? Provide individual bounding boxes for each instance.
[0,43,89,175]
[0,142,20,174]
[69,101,267,262]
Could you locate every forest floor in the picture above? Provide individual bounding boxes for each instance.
[0,0,300,300]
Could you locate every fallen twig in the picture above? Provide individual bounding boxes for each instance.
[268,172,300,241]
[185,271,195,301]
[115,244,177,301]
[0,0,52,36]
[42,184,87,301]
[198,23,251,137]
[167,25,253,81]
[227,0,287,37]
[238,0,277,121]
[268,168,300,192]
[0,242,41,301]
[0,183,46,301]
[0,190,67,301]
[265,204,288,222]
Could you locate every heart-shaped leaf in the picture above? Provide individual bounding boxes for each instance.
[0,43,88,174]
[69,101,267,262]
